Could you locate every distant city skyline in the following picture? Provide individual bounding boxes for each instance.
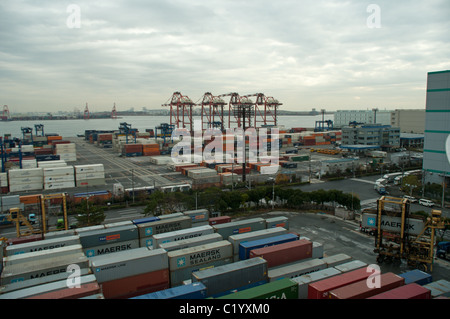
[1,1,449,113]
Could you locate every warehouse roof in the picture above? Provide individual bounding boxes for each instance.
[400,133,424,140]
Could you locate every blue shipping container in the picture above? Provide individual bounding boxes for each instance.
[398,269,432,286]
[132,216,160,225]
[239,233,299,260]
[130,282,207,299]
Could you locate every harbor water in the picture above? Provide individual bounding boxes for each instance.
[0,115,333,138]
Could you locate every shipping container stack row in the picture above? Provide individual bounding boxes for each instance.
[0,163,105,194]
[1,213,449,299]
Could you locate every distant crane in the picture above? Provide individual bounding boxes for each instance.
[200,92,226,132]
[111,103,117,119]
[84,103,90,120]
[2,105,10,121]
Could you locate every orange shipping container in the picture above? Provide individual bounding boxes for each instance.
[20,194,42,205]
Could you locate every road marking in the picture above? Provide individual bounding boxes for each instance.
[350,178,376,185]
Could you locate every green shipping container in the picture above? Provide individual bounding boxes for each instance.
[217,278,298,299]
[291,155,309,162]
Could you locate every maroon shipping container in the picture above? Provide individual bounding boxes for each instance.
[7,234,43,246]
[51,141,71,146]
[27,282,101,299]
[100,269,170,299]
[209,216,232,226]
[34,149,53,155]
[123,144,143,153]
[308,267,372,299]
[329,272,405,299]
[249,239,312,268]
[367,283,431,299]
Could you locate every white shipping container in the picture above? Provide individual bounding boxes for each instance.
[152,225,214,248]
[58,154,77,162]
[43,166,74,176]
[3,244,83,267]
[333,260,368,273]
[74,164,104,174]
[8,176,43,184]
[9,183,43,192]
[38,161,67,168]
[44,175,75,183]
[74,172,105,180]
[8,168,43,178]
[44,181,75,190]
[322,253,352,268]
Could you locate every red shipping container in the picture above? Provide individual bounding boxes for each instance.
[249,239,312,268]
[308,267,372,299]
[209,216,232,226]
[27,282,101,299]
[7,234,43,246]
[329,272,405,299]
[123,144,143,153]
[100,269,170,299]
[367,283,431,299]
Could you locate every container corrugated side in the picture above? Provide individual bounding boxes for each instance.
[152,225,214,248]
[239,233,299,260]
[90,247,168,283]
[84,239,139,258]
[265,216,289,229]
[1,252,89,285]
[101,268,170,299]
[212,217,266,240]
[308,267,373,299]
[3,244,83,267]
[228,227,288,261]
[329,272,405,299]
[367,283,431,299]
[321,253,352,267]
[0,268,92,295]
[268,258,327,282]
[78,224,138,248]
[0,274,98,299]
[170,258,232,288]
[218,278,298,299]
[249,239,312,268]
[168,240,233,271]
[5,235,81,256]
[291,267,342,299]
[182,209,209,223]
[333,260,368,273]
[423,280,450,298]
[159,233,223,252]
[398,269,432,286]
[192,257,268,297]
[131,282,207,299]
[137,216,192,239]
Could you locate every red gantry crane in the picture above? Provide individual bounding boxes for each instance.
[200,92,227,132]
[162,92,196,132]
[83,102,90,120]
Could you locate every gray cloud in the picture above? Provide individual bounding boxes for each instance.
[0,0,449,113]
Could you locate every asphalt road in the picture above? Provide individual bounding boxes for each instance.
[291,175,450,219]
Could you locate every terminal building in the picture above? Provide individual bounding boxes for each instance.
[422,70,450,185]
[341,124,401,151]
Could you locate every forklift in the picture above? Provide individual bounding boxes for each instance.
[372,196,446,272]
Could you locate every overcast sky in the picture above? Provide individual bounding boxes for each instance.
[1,0,449,113]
